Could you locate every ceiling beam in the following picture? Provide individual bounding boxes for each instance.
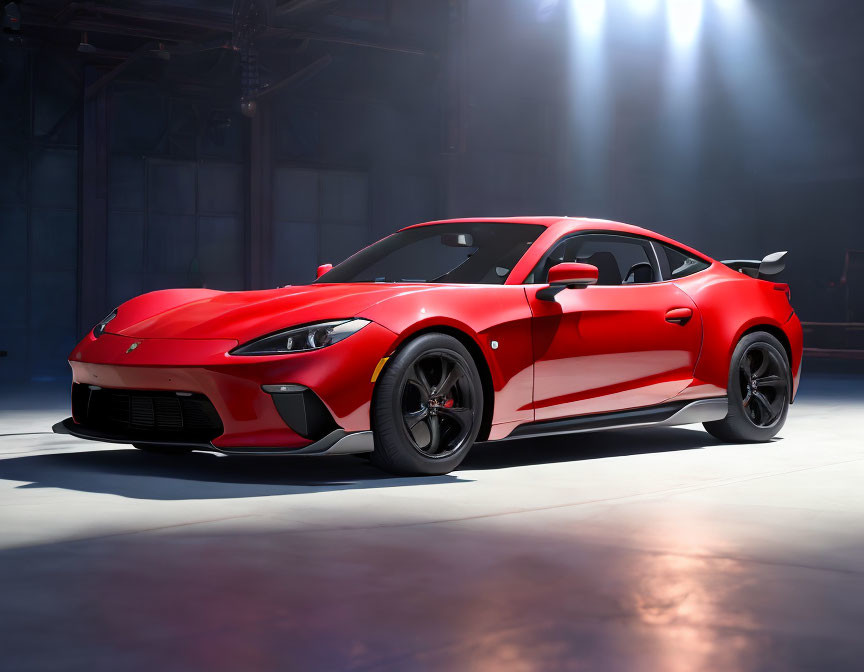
[261,25,431,56]
[38,40,156,142]
[67,2,232,32]
[275,0,339,16]
[22,3,433,57]
[82,41,158,100]
[255,52,332,99]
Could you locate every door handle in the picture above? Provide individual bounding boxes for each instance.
[665,308,693,325]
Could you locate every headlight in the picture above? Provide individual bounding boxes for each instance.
[231,319,371,356]
[92,309,117,338]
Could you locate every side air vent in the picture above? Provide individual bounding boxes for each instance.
[265,386,339,440]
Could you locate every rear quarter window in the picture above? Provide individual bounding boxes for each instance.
[656,243,711,279]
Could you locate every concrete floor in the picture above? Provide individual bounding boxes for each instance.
[1,369,863,671]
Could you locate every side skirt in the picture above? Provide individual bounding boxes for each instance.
[499,398,728,442]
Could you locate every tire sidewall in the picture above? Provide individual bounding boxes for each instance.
[724,332,791,441]
[372,333,484,475]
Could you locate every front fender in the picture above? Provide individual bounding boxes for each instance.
[359,286,535,429]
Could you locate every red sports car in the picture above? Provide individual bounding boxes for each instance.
[55,217,802,475]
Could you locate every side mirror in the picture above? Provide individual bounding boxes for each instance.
[548,262,598,287]
[538,262,598,301]
[316,263,333,279]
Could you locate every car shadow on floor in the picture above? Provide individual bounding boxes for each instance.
[0,446,456,500]
[463,426,724,470]
[0,426,730,501]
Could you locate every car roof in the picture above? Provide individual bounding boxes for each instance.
[404,216,661,238]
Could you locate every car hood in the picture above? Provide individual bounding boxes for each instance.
[108,284,431,342]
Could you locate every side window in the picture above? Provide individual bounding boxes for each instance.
[655,243,711,279]
[527,233,659,285]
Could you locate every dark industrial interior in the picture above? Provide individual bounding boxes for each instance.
[2,0,864,382]
[1,1,863,670]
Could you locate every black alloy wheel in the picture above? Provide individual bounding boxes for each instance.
[738,342,788,428]
[401,352,475,459]
[371,333,484,475]
[704,331,791,443]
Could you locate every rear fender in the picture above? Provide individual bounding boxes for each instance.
[675,270,799,392]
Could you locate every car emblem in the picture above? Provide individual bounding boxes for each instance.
[126,342,141,354]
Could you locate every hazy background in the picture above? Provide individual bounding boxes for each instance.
[1,0,862,382]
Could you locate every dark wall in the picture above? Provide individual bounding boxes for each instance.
[449,0,864,320]
[106,79,248,304]
[0,7,445,382]
[269,44,442,286]
[0,48,80,382]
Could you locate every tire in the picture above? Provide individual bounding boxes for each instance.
[371,333,484,476]
[704,331,791,443]
[132,443,194,455]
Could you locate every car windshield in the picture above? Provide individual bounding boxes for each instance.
[315,222,546,284]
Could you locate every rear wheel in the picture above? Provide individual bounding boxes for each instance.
[133,443,194,455]
[704,331,791,442]
[371,333,483,475]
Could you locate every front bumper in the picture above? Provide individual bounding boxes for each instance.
[53,417,373,455]
[65,321,396,451]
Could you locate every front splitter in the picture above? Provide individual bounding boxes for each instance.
[52,418,374,456]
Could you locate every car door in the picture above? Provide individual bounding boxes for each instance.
[525,232,703,421]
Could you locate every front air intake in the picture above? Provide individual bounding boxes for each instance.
[71,384,223,442]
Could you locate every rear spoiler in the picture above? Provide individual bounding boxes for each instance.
[721,251,787,279]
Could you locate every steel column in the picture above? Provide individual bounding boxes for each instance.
[77,65,109,336]
[247,99,273,289]
[442,0,466,217]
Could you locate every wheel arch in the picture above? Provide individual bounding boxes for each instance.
[737,323,795,404]
[371,324,496,442]
[739,323,793,369]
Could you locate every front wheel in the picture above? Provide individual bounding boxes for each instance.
[371,333,484,476]
[704,331,791,443]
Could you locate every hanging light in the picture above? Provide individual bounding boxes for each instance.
[77,32,96,54]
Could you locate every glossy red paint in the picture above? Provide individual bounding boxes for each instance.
[547,262,599,286]
[358,285,536,429]
[64,217,803,450]
[672,263,802,399]
[526,282,702,419]
[70,321,397,448]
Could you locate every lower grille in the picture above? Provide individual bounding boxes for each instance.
[72,384,223,442]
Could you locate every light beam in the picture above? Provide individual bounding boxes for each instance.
[572,0,607,39]
[666,0,704,48]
